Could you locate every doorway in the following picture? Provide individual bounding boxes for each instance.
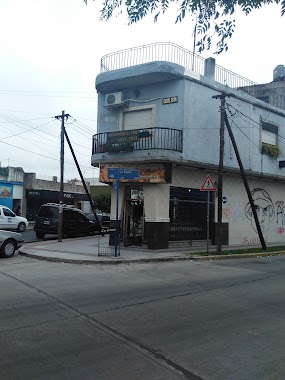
[123,186,144,246]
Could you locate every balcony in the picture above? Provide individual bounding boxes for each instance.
[92,127,183,156]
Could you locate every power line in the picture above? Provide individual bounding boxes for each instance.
[65,121,93,139]
[0,92,96,99]
[0,113,91,151]
[0,138,96,172]
[227,105,285,147]
[0,119,54,141]
[0,90,96,94]
[0,108,54,116]
[0,116,51,123]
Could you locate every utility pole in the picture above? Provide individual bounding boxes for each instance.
[224,113,267,250]
[55,111,70,242]
[212,93,230,254]
[63,127,102,233]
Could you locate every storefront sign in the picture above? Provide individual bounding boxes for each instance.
[107,130,139,144]
[100,163,172,184]
[0,185,12,198]
[26,189,88,201]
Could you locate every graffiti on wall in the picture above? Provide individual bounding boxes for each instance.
[245,188,275,233]
[275,201,285,234]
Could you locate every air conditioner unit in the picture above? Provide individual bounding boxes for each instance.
[105,92,124,107]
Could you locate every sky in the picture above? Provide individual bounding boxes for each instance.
[0,0,284,181]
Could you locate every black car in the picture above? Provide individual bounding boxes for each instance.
[86,213,110,233]
[34,203,99,239]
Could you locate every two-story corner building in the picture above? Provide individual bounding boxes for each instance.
[91,42,285,250]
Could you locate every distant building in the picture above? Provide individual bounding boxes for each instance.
[239,64,285,110]
[0,166,24,213]
[85,177,111,199]
[24,173,91,220]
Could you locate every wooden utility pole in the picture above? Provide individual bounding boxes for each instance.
[224,113,267,250]
[55,111,70,242]
[63,128,102,234]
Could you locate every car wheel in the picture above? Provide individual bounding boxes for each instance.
[0,239,16,258]
[36,232,45,239]
[18,222,26,232]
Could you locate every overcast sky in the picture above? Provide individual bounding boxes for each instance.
[1,0,284,181]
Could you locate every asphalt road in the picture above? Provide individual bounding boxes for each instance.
[22,228,106,243]
[0,253,284,380]
[22,228,55,242]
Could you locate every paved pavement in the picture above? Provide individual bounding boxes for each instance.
[19,234,285,264]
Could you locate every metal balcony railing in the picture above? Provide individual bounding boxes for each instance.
[92,127,183,155]
[100,42,285,110]
[100,42,205,75]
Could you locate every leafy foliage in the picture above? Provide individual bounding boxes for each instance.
[83,0,285,53]
[261,142,281,160]
[93,193,111,213]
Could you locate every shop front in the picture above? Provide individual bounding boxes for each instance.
[26,189,89,221]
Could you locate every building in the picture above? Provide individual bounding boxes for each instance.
[0,166,24,213]
[0,166,98,220]
[238,64,285,110]
[24,173,91,220]
[91,42,285,249]
[85,177,111,199]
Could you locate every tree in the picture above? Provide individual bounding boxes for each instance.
[93,193,111,213]
[83,0,285,53]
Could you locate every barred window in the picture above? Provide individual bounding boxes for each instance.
[261,121,278,146]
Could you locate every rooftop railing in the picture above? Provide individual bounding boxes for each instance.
[100,42,205,76]
[100,42,285,110]
[100,42,256,88]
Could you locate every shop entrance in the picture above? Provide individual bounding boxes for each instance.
[123,186,144,246]
[169,186,213,241]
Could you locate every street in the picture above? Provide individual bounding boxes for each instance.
[0,253,284,379]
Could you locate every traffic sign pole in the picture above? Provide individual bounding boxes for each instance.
[200,175,216,254]
[207,191,210,254]
[115,180,119,257]
[107,167,140,257]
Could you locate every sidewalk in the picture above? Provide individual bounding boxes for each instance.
[18,235,285,264]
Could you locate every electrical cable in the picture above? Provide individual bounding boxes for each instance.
[0,138,96,172]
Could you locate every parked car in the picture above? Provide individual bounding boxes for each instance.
[0,205,29,232]
[34,203,99,239]
[0,230,24,258]
[86,213,110,233]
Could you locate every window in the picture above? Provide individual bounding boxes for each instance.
[261,120,280,159]
[122,107,154,130]
[3,208,14,217]
[38,206,58,218]
[262,121,278,145]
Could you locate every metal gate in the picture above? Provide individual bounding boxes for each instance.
[169,187,212,241]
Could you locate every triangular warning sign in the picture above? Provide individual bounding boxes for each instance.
[200,175,217,191]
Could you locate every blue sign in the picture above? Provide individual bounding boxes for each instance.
[108,168,139,181]
[222,196,227,204]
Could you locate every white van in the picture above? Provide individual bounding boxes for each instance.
[0,205,29,232]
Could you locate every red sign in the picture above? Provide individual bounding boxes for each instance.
[200,175,217,191]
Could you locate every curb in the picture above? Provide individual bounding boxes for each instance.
[191,251,285,260]
[18,250,195,265]
[18,249,285,265]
